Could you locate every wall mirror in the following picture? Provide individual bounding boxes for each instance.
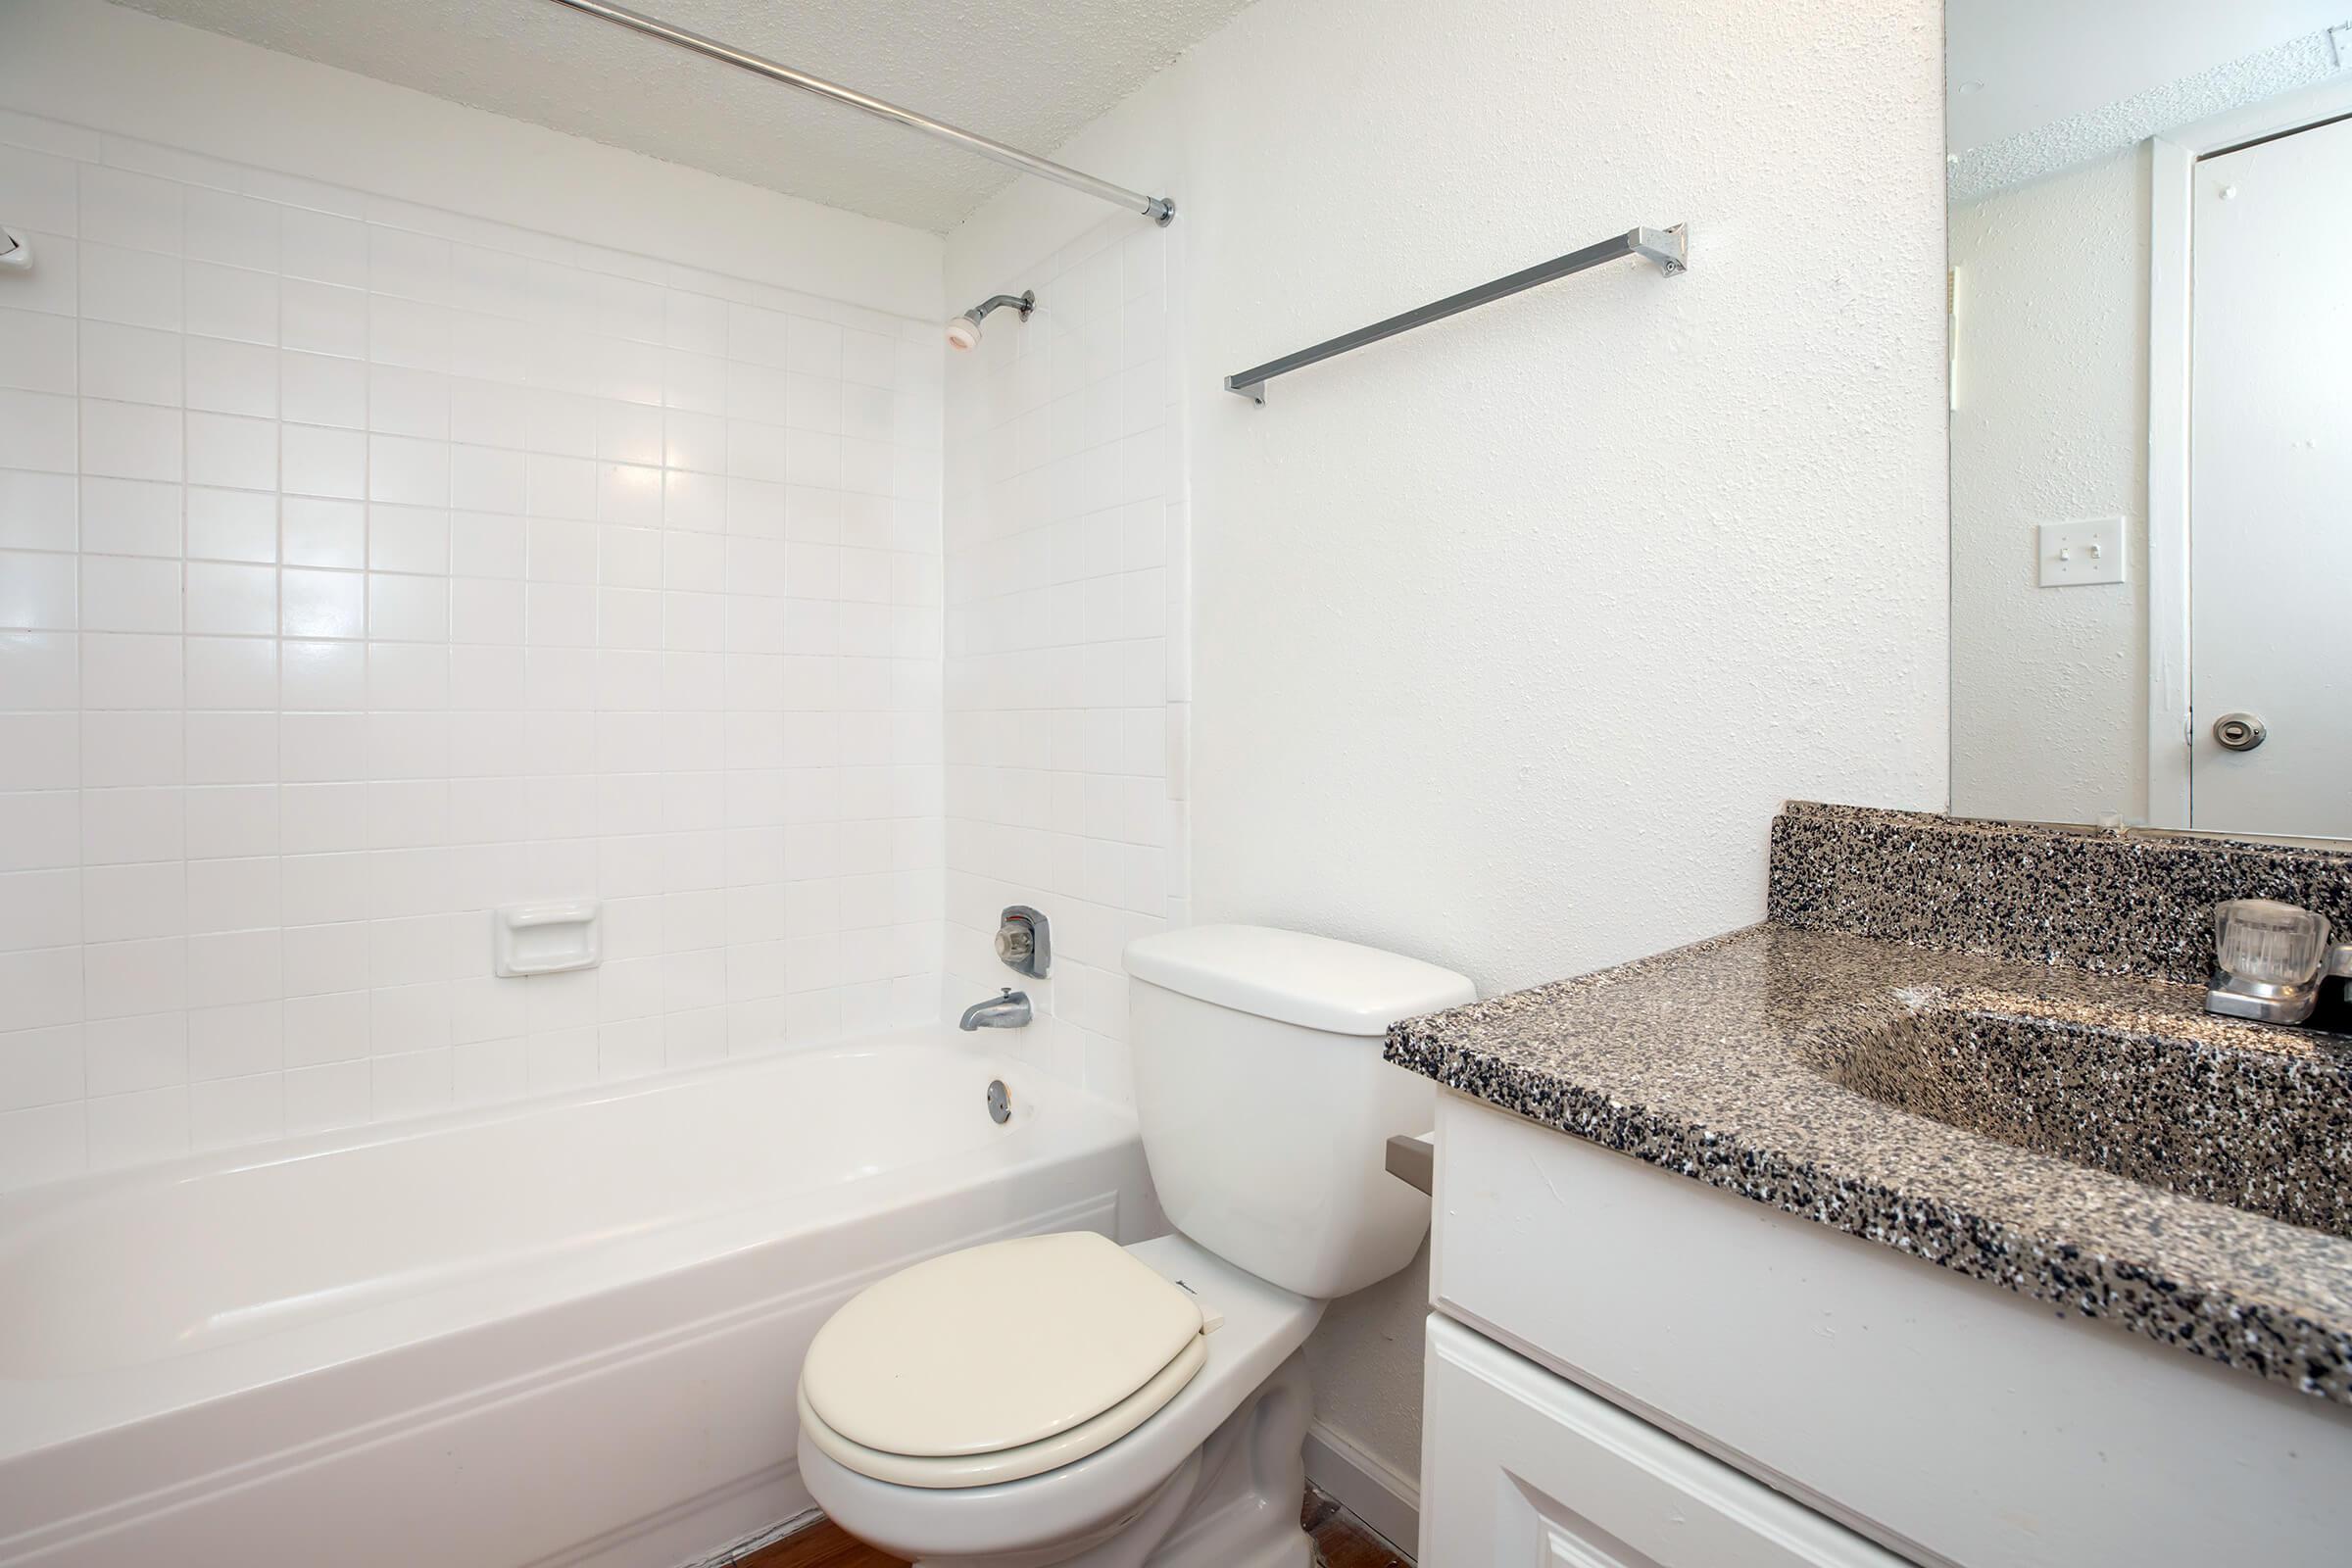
[1946,2,2352,840]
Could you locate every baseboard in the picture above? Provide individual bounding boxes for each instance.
[1302,1420,1419,1556]
[674,1506,823,1568]
[541,1462,813,1568]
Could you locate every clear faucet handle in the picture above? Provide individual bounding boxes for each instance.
[2214,899,2331,987]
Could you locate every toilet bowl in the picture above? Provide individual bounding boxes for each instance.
[799,1234,1324,1568]
[796,925,1474,1567]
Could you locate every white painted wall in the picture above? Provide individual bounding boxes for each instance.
[950,0,1948,1498]
[941,213,1186,1104]
[1949,147,2149,825]
[0,3,949,1190]
[0,0,942,319]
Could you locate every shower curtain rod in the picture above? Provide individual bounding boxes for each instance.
[541,0,1177,225]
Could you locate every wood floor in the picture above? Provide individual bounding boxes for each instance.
[739,1485,1410,1568]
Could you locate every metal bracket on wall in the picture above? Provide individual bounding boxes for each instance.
[1223,223,1688,403]
[1385,1132,1435,1195]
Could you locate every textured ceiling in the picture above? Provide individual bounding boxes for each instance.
[1946,0,2352,203]
[1949,24,2349,204]
[1945,0,2345,153]
[113,0,1249,232]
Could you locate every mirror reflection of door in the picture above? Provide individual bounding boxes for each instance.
[2187,113,2352,838]
[1946,2,2352,842]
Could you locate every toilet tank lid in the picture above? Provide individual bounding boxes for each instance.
[1124,924,1475,1037]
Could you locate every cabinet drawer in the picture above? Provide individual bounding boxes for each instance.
[1421,1315,1906,1567]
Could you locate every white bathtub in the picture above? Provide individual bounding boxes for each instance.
[0,1033,1153,1568]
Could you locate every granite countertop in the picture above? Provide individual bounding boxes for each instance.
[1386,921,2352,1401]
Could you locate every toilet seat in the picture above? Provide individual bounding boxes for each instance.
[798,1231,1210,1490]
[799,1333,1207,1488]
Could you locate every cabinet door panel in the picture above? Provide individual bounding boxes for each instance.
[1420,1315,1904,1568]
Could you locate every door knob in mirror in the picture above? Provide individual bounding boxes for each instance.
[2212,712,2267,752]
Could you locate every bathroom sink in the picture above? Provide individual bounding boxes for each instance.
[1817,993,2352,1239]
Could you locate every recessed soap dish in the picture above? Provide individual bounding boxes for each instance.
[494,900,603,977]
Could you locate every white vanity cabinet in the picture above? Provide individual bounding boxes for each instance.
[1420,1091,2352,1568]
[1422,1313,1904,1566]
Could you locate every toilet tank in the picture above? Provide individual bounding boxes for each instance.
[1123,925,1475,1299]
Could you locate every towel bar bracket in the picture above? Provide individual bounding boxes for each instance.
[1630,222,1689,275]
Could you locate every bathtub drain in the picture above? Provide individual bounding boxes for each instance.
[986,1079,1011,1124]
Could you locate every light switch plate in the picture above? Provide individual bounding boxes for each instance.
[2038,518,2125,586]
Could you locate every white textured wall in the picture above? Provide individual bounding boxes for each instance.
[1950,147,2149,825]
[0,7,948,1190]
[940,213,1186,1102]
[951,0,1949,1496]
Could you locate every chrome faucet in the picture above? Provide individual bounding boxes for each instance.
[2206,899,2352,1027]
[958,988,1032,1031]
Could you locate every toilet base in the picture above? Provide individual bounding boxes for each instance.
[811,1351,1318,1568]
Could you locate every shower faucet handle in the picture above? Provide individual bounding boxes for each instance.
[995,906,1050,978]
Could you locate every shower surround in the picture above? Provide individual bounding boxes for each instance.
[942,213,1190,1109]
[0,94,952,1190]
[0,5,1202,1193]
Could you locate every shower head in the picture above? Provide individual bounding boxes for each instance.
[947,290,1035,351]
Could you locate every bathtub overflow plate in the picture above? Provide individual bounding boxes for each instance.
[987,1079,1011,1124]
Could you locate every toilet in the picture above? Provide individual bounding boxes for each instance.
[796,924,1475,1567]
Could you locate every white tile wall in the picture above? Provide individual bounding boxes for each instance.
[0,112,946,1190]
[942,218,1188,1105]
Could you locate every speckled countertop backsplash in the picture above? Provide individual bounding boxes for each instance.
[1768,800,2352,985]
[1387,802,2352,1402]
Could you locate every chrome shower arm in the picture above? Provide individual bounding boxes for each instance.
[541,0,1176,225]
